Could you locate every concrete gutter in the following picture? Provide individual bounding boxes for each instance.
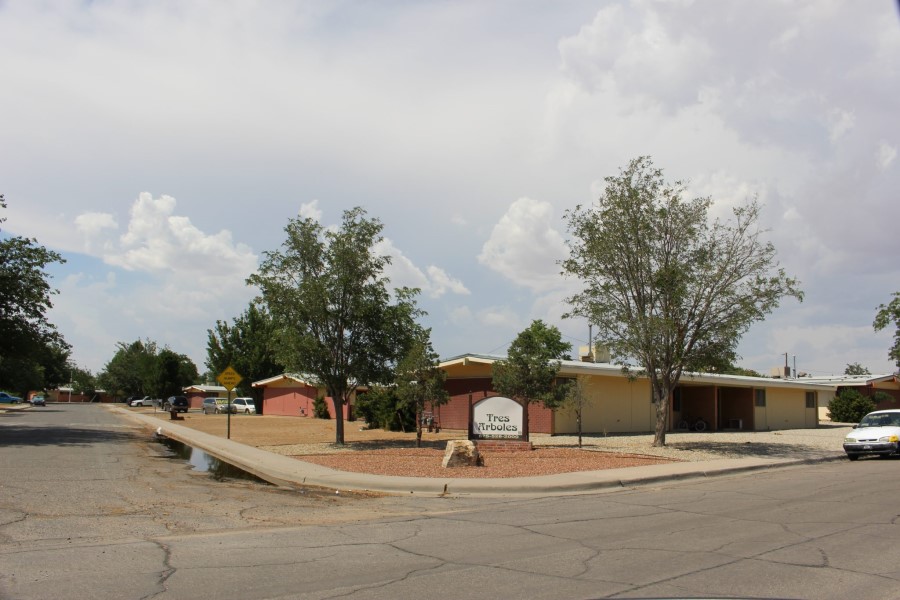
[116,407,846,497]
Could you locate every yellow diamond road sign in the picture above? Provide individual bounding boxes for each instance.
[217,366,242,391]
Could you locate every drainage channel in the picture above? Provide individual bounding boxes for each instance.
[157,436,271,485]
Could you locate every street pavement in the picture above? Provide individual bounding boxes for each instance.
[93,404,846,497]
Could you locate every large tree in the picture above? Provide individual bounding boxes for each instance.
[393,328,448,448]
[561,157,802,447]
[492,319,572,440]
[874,292,900,370]
[98,339,197,399]
[248,207,423,445]
[206,303,286,412]
[0,195,69,395]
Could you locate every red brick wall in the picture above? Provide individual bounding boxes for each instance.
[435,378,555,435]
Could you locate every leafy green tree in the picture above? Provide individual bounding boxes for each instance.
[98,339,197,399]
[873,292,900,370]
[0,195,69,396]
[394,330,448,447]
[154,348,199,398]
[355,386,415,431]
[248,207,423,444]
[562,157,802,447]
[206,304,286,413]
[70,366,97,396]
[844,362,871,376]
[492,320,572,440]
[828,388,875,423]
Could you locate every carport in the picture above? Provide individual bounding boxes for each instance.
[672,385,754,431]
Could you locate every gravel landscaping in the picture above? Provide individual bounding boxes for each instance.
[143,410,851,479]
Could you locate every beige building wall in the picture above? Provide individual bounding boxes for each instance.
[754,387,815,430]
[555,376,653,434]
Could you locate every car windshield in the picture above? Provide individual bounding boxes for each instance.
[859,413,900,428]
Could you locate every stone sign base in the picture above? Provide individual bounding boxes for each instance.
[473,440,533,452]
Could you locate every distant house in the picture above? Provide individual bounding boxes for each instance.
[182,384,228,410]
[798,374,900,421]
[251,374,362,420]
[436,353,833,434]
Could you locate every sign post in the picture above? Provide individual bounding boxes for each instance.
[216,366,242,440]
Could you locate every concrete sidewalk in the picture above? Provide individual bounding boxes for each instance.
[114,406,846,497]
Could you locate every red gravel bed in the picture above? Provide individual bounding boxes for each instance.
[294,447,677,479]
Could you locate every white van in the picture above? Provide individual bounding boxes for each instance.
[232,397,256,414]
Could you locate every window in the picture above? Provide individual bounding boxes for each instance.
[672,387,682,412]
[805,391,816,409]
[755,389,766,407]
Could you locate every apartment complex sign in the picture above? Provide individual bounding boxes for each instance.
[471,396,525,440]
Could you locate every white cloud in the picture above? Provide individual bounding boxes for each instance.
[74,212,117,237]
[877,142,897,170]
[298,200,323,222]
[478,197,568,291]
[376,238,469,299]
[103,193,257,279]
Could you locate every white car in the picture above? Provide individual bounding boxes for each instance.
[129,396,155,407]
[232,397,256,414]
[843,409,900,461]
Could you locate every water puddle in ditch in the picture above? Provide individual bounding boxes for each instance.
[157,436,271,484]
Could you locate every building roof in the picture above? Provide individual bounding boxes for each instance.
[251,373,317,388]
[796,374,899,388]
[439,353,836,391]
[183,384,228,393]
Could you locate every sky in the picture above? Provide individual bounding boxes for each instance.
[2,0,899,379]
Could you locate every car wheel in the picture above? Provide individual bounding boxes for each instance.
[847,454,859,461]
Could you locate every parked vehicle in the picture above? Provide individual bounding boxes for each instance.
[843,409,900,460]
[30,395,46,406]
[162,396,189,413]
[0,392,22,404]
[202,398,235,414]
[232,397,256,414]
[129,396,155,407]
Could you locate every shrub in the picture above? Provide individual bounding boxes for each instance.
[354,386,416,432]
[313,394,330,419]
[828,388,876,423]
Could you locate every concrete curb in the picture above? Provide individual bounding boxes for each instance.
[113,406,847,497]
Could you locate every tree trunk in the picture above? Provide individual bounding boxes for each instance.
[334,397,345,445]
[415,408,422,448]
[577,409,583,448]
[652,384,669,447]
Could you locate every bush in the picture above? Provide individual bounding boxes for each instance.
[354,387,416,432]
[313,394,330,419]
[828,388,876,423]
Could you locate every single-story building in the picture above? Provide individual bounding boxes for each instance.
[436,353,835,435]
[182,384,228,410]
[251,374,360,420]
[798,374,900,421]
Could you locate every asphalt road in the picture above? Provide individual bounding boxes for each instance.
[2,404,899,599]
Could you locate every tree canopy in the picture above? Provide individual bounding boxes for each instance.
[0,195,70,395]
[561,157,802,446]
[97,339,198,399]
[873,292,900,370]
[207,303,286,410]
[492,320,572,439]
[248,207,423,445]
